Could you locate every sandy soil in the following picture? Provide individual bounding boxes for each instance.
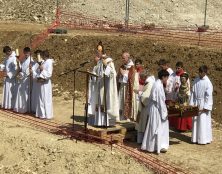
[53,95,222,174]
[0,113,152,174]
[1,94,222,174]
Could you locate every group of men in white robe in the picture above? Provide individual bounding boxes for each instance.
[88,49,214,154]
[161,60,193,131]
[88,50,144,127]
[140,63,213,154]
[1,46,54,119]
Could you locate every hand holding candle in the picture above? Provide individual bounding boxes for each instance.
[15,49,19,57]
[37,53,42,64]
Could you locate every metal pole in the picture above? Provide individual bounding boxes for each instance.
[128,0,130,20]
[29,32,32,113]
[56,0,59,8]
[204,0,208,26]
[56,0,60,26]
[84,74,89,132]
[125,0,130,29]
[127,0,130,27]
[72,70,76,129]
[125,0,127,27]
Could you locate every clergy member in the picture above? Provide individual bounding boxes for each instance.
[169,61,192,131]
[34,50,54,119]
[141,69,169,154]
[133,59,144,122]
[190,65,213,144]
[30,50,43,113]
[134,70,155,144]
[14,47,33,113]
[1,46,17,109]
[88,51,119,126]
[87,51,101,125]
[158,59,175,101]
[135,59,145,87]
[118,51,139,121]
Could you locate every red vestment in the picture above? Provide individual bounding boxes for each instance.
[117,65,135,119]
[136,66,145,86]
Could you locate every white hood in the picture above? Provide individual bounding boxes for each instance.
[146,75,155,84]
[125,59,134,69]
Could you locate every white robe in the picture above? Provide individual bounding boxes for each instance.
[34,59,53,119]
[88,65,98,125]
[88,58,119,126]
[118,60,134,118]
[13,57,33,113]
[132,72,140,121]
[136,75,155,143]
[141,79,169,153]
[31,62,41,113]
[1,52,17,109]
[118,59,139,121]
[165,68,175,101]
[190,75,213,144]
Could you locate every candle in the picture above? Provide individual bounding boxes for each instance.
[15,49,19,56]
[37,53,41,62]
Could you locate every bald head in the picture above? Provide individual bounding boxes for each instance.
[122,52,130,64]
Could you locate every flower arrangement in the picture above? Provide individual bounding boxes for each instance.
[166,101,198,117]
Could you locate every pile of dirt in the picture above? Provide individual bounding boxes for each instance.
[0,0,222,28]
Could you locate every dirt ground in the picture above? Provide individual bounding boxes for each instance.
[0,114,152,174]
[1,94,221,174]
[0,22,222,174]
[53,95,222,174]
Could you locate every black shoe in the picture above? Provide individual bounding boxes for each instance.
[160,148,167,153]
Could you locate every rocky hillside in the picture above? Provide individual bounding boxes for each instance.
[0,0,222,29]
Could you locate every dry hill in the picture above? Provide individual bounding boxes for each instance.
[0,0,222,29]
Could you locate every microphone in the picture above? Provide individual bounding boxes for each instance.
[58,60,91,77]
[80,60,91,67]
